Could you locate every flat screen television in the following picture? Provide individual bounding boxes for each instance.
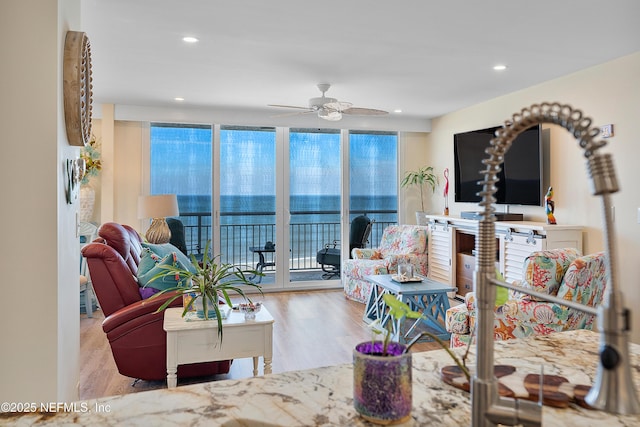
[453,124,543,206]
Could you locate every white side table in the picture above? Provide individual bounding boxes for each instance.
[163,305,274,388]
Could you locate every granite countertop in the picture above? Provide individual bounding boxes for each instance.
[4,330,640,426]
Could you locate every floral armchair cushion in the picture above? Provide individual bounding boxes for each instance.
[378,224,428,254]
[445,249,607,348]
[343,225,429,303]
[350,225,429,276]
[518,248,581,301]
[556,252,607,306]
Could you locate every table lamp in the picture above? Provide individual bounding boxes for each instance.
[138,194,179,244]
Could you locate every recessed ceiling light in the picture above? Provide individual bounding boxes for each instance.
[493,64,507,71]
[394,109,402,113]
[174,97,184,102]
[182,36,199,43]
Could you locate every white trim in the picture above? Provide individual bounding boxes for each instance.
[276,127,289,288]
[93,104,432,133]
[212,124,221,257]
[340,129,350,266]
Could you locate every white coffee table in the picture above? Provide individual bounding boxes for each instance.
[163,305,274,388]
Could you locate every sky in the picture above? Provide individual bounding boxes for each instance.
[150,125,398,198]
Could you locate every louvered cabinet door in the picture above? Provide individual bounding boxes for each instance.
[427,224,454,286]
[500,233,543,285]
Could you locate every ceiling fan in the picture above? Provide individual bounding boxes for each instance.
[268,83,388,121]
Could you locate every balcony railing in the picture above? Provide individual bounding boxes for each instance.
[176,211,396,273]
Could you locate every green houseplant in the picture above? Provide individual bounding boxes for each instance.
[400,166,438,213]
[149,241,263,341]
[354,294,469,425]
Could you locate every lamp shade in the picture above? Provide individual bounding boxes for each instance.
[138,194,179,219]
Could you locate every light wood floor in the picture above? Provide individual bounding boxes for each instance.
[79,289,446,400]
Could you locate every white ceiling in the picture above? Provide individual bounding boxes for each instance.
[81,0,640,129]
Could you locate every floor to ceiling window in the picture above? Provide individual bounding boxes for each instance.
[150,123,212,256]
[289,128,341,281]
[219,126,276,280]
[349,131,398,244]
[149,123,398,288]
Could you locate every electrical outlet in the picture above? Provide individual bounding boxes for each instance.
[600,124,614,138]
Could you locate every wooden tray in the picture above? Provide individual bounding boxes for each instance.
[440,365,593,409]
[391,275,423,283]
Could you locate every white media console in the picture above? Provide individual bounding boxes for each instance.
[420,214,584,299]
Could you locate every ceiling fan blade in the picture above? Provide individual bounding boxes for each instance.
[269,85,387,120]
[270,110,315,118]
[268,104,314,111]
[324,101,353,112]
[342,107,389,116]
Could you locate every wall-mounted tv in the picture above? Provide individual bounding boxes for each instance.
[453,124,543,206]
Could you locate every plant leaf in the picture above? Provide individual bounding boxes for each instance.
[383,294,422,319]
[147,238,263,344]
[495,268,509,306]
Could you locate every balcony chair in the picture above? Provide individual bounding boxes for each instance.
[445,248,607,348]
[342,224,429,303]
[81,222,231,381]
[316,215,372,280]
[167,217,188,255]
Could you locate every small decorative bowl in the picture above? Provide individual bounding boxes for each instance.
[238,301,262,320]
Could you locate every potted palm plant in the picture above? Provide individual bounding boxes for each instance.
[400,166,438,224]
[148,240,263,341]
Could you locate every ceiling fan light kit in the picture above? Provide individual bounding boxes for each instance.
[318,109,342,121]
[268,83,388,121]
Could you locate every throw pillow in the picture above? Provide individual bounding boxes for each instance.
[142,242,197,274]
[520,248,581,301]
[556,252,607,306]
[138,247,160,276]
[137,249,189,291]
[370,250,383,260]
[139,286,160,299]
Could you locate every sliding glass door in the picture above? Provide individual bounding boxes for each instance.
[289,128,341,283]
[219,126,277,284]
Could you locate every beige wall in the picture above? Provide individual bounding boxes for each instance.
[87,118,150,233]
[113,120,149,231]
[423,52,640,342]
[0,0,81,402]
[398,132,432,221]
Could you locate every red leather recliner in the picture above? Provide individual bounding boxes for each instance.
[81,222,231,381]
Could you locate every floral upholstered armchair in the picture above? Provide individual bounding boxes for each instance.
[445,248,607,348]
[342,224,429,303]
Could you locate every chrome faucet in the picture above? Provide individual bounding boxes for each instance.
[471,102,640,426]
